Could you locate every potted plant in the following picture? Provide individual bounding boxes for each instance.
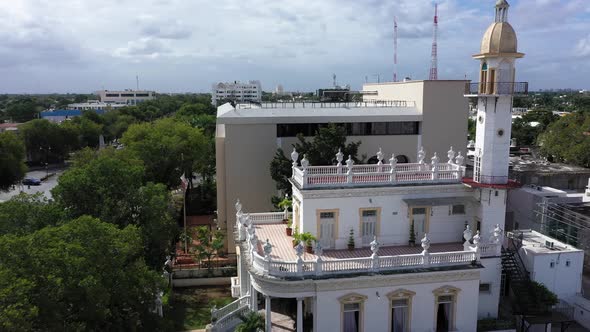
[286,218,293,236]
[300,232,317,253]
[292,227,300,247]
[278,195,292,223]
[347,228,355,250]
[409,221,416,246]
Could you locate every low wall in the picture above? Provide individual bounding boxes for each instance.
[173,277,231,287]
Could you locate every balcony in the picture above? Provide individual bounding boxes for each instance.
[235,215,502,280]
[464,82,528,97]
[291,147,466,190]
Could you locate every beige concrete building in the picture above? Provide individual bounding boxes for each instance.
[216,80,469,252]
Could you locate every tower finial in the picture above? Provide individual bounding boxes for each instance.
[495,0,510,23]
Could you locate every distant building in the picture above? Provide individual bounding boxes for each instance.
[40,109,105,123]
[211,81,261,106]
[67,101,128,111]
[274,84,285,95]
[95,90,155,105]
[0,122,21,133]
[316,87,353,102]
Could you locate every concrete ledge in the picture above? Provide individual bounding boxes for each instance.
[172,277,231,287]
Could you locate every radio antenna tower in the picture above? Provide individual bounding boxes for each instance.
[394,16,398,82]
[429,3,439,80]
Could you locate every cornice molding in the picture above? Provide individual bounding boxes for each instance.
[250,269,480,297]
[297,184,473,199]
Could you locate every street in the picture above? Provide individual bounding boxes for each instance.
[0,168,65,203]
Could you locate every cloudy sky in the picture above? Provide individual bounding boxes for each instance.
[0,0,589,93]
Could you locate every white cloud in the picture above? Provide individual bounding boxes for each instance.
[575,34,590,57]
[0,0,589,92]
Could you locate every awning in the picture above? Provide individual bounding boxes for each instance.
[402,196,479,207]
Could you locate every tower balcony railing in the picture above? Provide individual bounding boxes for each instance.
[290,146,467,190]
[464,82,528,96]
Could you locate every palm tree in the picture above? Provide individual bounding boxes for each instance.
[235,311,265,332]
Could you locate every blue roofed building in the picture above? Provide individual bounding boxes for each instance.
[40,109,105,123]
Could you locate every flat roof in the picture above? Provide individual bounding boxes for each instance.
[510,156,590,174]
[216,102,422,125]
[514,230,583,255]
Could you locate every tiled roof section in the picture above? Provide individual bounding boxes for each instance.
[254,223,463,261]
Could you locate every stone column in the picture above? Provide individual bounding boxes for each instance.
[250,283,258,311]
[265,295,272,332]
[296,298,304,332]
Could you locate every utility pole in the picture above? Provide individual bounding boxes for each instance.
[394,16,398,82]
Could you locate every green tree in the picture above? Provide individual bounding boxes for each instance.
[235,311,265,332]
[52,148,177,269]
[191,226,225,270]
[52,148,145,224]
[0,193,64,236]
[539,112,590,167]
[121,118,208,188]
[0,132,27,190]
[19,119,76,163]
[270,124,362,197]
[5,98,41,122]
[0,216,165,331]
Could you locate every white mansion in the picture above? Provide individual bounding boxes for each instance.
[207,1,583,331]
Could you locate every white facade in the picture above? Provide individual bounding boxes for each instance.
[585,179,590,203]
[212,80,261,106]
[95,90,155,105]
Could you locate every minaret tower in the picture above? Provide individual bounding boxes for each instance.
[469,0,525,185]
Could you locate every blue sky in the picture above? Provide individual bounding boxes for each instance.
[0,0,588,93]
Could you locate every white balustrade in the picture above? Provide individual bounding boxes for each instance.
[290,147,465,189]
[211,295,251,322]
[249,212,290,224]
[248,249,477,279]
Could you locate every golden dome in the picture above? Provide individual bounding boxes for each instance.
[480,22,518,55]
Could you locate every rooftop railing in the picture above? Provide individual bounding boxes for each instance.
[290,146,466,189]
[464,82,529,96]
[236,100,415,109]
[234,203,505,279]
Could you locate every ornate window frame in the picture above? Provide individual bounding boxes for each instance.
[433,285,461,331]
[387,289,415,332]
[316,209,339,247]
[359,207,382,245]
[339,293,367,332]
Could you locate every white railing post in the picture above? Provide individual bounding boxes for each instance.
[463,225,473,251]
[370,236,380,272]
[389,153,397,184]
[336,149,344,174]
[315,243,323,276]
[346,155,354,184]
[455,152,465,179]
[421,233,431,267]
[417,146,425,171]
[447,146,455,164]
[301,155,309,187]
[291,148,299,178]
[263,239,272,275]
[472,231,481,262]
[490,224,503,256]
[295,242,304,276]
[431,153,439,180]
[376,148,384,172]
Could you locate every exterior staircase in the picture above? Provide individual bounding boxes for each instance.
[207,295,251,332]
[500,246,549,316]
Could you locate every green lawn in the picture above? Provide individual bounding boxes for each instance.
[166,286,233,331]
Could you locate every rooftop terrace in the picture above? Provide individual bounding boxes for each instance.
[235,210,502,280]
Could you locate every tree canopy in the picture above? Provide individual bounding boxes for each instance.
[511,109,559,146]
[270,124,362,197]
[0,132,27,190]
[52,148,177,269]
[539,112,590,167]
[121,118,208,188]
[0,216,164,331]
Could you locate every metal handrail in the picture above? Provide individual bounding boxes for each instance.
[465,82,528,96]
